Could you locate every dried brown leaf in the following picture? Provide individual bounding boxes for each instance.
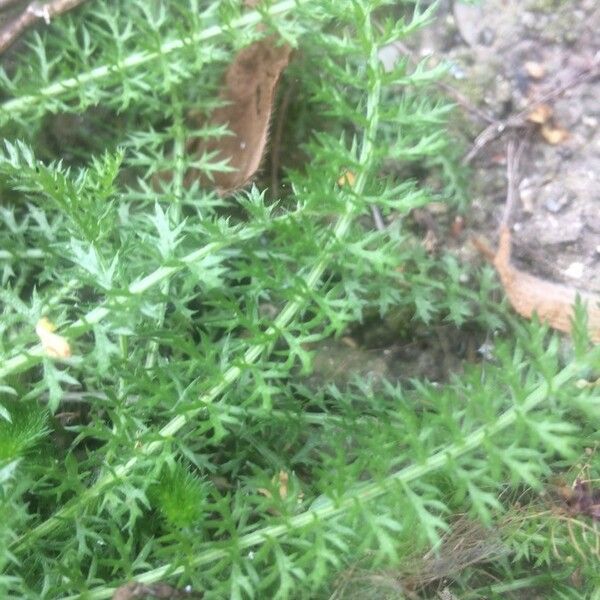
[540,122,569,145]
[337,169,356,188]
[258,469,289,500]
[186,37,291,194]
[475,227,600,342]
[526,103,553,124]
[35,317,71,358]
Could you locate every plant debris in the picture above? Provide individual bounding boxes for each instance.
[111,582,200,600]
[35,317,71,359]
[475,226,600,342]
[557,478,600,520]
[332,515,508,599]
[184,36,291,195]
[473,139,600,343]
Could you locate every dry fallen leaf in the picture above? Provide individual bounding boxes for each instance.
[474,227,600,342]
[35,317,71,359]
[154,1,292,195]
[258,469,289,500]
[540,122,569,145]
[524,60,546,80]
[337,169,356,188]
[184,37,292,194]
[526,103,553,124]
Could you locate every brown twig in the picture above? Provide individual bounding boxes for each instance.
[0,0,88,55]
[501,136,527,228]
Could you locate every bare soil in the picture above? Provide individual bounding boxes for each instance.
[428,0,600,289]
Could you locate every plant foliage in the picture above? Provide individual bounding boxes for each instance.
[1,0,600,598]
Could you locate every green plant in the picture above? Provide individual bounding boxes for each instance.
[1,1,600,598]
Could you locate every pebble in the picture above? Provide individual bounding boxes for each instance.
[544,193,572,214]
[519,178,537,213]
[564,262,584,279]
[521,13,536,28]
[448,62,466,80]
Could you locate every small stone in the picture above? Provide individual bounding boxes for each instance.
[524,61,545,80]
[521,13,536,28]
[478,342,494,360]
[519,178,537,213]
[535,216,582,245]
[544,193,572,213]
[584,207,600,232]
[495,77,513,104]
[564,262,584,279]
[448,62,466,80]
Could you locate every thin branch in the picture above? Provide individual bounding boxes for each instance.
[0,0,88,55]
[501,136,526,228]
[370,204,386,231]
[463,53,600,165]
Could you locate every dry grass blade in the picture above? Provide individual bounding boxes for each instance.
[332,516,508,599]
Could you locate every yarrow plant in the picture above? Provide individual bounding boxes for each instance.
[1,1,600,598]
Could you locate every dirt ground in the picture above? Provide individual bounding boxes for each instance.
[429,0,600,286]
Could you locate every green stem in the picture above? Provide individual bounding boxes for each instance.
[11,1,382,556]
[144,94,185,371]
[71,359,582,600]
[0,207,306,380]
[0,0,304,120]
